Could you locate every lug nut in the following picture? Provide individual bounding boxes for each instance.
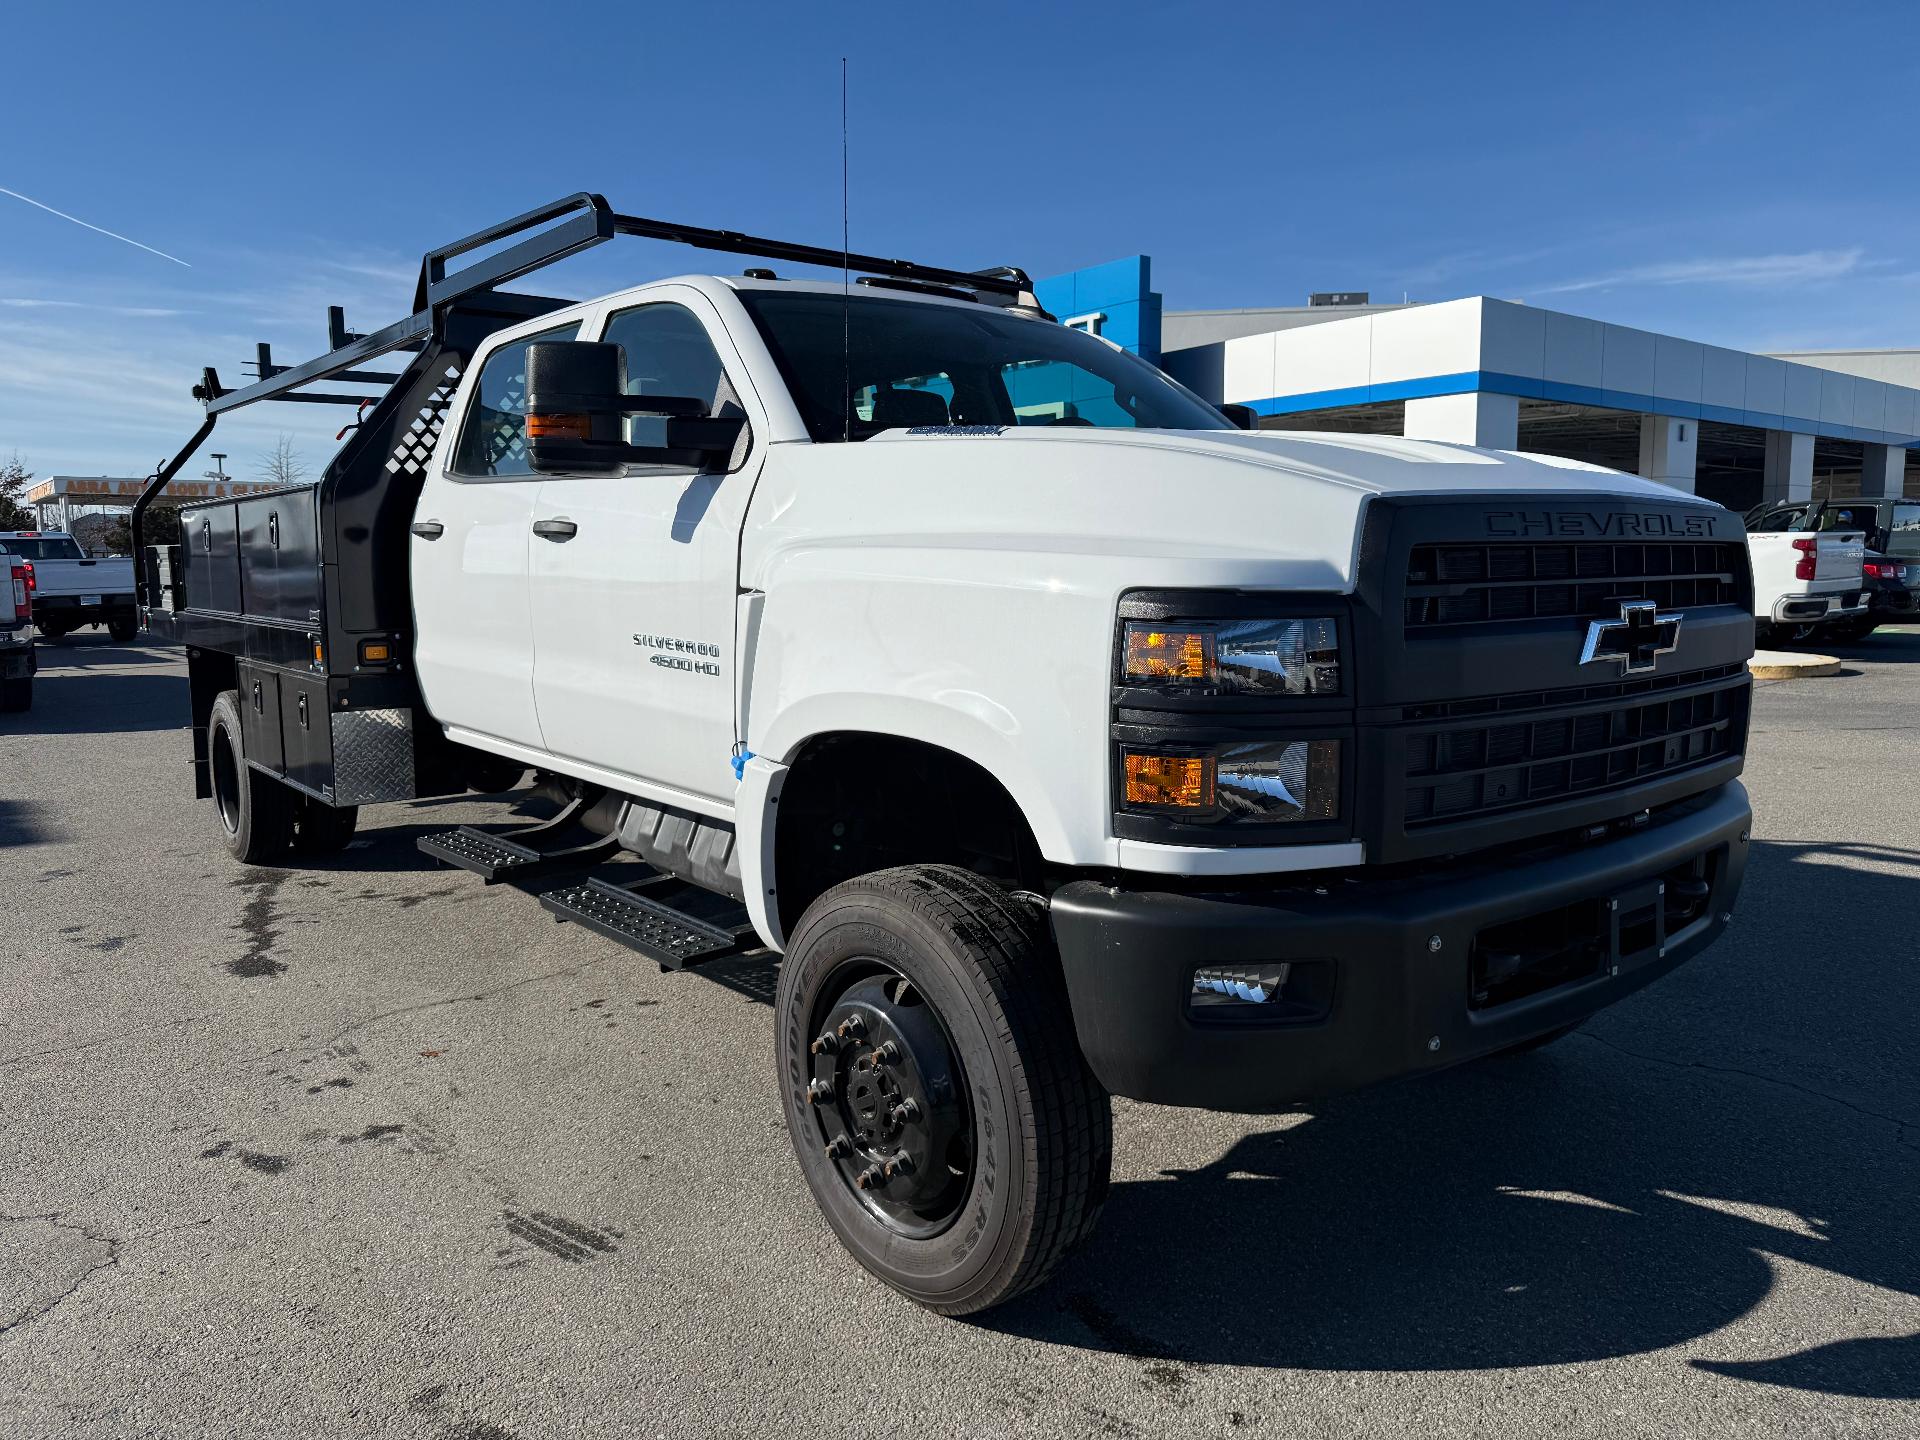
[809,1031,841,1056]
[823,1133,852,1160]
[806,1079,834,1106]
[884,1152,916,1179]
[855,1165,885,1191]
[890,1098,921,1126]
[837,1015,867,1042]
[871,1041,901,1066]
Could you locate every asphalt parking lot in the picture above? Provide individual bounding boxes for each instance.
[2,630,1916,1439]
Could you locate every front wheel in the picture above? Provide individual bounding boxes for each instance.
[776,865,1111,1315]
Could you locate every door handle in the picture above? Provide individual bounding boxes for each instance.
[533,518,578,542]
[410,520,445,540]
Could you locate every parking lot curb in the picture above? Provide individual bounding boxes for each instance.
[1749,650,1842,679]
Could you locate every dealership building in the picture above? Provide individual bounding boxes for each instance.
[1036,258,1920,513]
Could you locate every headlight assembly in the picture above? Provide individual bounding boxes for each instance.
[1122,617,1339,696]
[1121,739,1341,825]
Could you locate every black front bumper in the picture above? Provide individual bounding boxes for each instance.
[1051,782,1750,1110]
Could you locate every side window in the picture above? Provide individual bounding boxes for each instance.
[449,323,578,478]
[1749,506,1804,533]
[600,302,732,444]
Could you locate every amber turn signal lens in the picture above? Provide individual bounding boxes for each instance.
[1123,624,1213,682]
[359,641,391,663]
[1123,750,1215,809]
[527,412,591,440]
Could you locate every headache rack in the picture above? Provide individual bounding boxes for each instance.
[134,192,1039,807]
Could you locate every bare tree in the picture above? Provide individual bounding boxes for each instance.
[0,453,33,530]
[259,435,307,488]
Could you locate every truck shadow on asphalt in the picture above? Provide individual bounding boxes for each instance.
[986,838,1920,1399]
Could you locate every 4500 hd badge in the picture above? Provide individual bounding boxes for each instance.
[633,633,722,676]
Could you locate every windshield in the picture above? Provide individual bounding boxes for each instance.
[737,290,1231,442]
[0,536,83,560]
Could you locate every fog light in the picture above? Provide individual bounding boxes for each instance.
[1192,963,1292,1005]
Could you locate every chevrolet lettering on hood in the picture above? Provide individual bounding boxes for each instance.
[1485,510,1720,539]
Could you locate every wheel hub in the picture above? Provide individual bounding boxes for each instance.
[807,972,969,1235]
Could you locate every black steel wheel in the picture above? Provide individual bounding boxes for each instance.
[208,690,295,864]
[776,865,1111,1315]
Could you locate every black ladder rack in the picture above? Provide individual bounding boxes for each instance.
[134,189,1040,588]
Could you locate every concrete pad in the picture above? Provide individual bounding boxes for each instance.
[1749,650,1842,678]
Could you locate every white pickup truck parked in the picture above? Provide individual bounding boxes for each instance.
[135,195,1757,1315]
[1,554,33,711]
[0,531,138,640]
[1743,508,1866,644]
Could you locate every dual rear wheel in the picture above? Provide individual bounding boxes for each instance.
[208,690,357,863]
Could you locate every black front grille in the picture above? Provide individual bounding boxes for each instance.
[1403,673,1745,826]
[1403,541,1745,629]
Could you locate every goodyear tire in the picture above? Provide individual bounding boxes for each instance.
[209,690,295,864]
[776,865,1110,1315]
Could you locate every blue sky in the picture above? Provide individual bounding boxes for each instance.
[4,0,1918,479]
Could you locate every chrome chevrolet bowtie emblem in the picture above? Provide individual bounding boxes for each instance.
[1580,600,1682,677]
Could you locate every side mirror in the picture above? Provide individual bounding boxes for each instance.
[524,341,744,475]
[1218,402,1259,431]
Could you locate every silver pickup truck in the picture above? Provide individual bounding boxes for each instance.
[0,531,138,641]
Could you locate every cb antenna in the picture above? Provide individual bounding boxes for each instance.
[841,56,851,444]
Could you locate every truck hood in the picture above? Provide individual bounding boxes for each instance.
[747,426,1720,595]
[864,425,1716,502]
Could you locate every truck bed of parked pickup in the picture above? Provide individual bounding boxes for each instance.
[0,531,138,640]
[134,193,1755,1315]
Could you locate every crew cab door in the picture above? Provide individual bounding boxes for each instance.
[528,292,761,810]
[411,319,577,750]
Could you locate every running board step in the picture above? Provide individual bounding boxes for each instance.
[418,824,617,882]
[541,876,756,971]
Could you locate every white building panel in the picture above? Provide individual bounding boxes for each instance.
[1368,299,1479,387]
[1221,332,1276,406]
[1272,314,1371,400]
[1852,378,1887,435]
[1700,346,1747,414]
[1478,299,1547,382]
[1542,310,1606,392]
[1744,355,1789,422]
[1783,363,1824,428]
[1818,370,1855,428]
[1652,335,1704,406]
[1600,324,1657,399]
[1885,385,1918,439]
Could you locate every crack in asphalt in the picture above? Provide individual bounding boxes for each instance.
[0,1015,210,1071]
[308,957,622,1054]
[1575,1031,1920,1152]
[0,1213,216,1340]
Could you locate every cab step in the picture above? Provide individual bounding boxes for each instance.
[418,794,619,882]
[541,874,756,971]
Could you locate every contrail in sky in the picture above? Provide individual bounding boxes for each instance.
[0,184,191,267]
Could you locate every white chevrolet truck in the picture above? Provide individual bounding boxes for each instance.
[137,195,1755,1314]
[0,531,139,640]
